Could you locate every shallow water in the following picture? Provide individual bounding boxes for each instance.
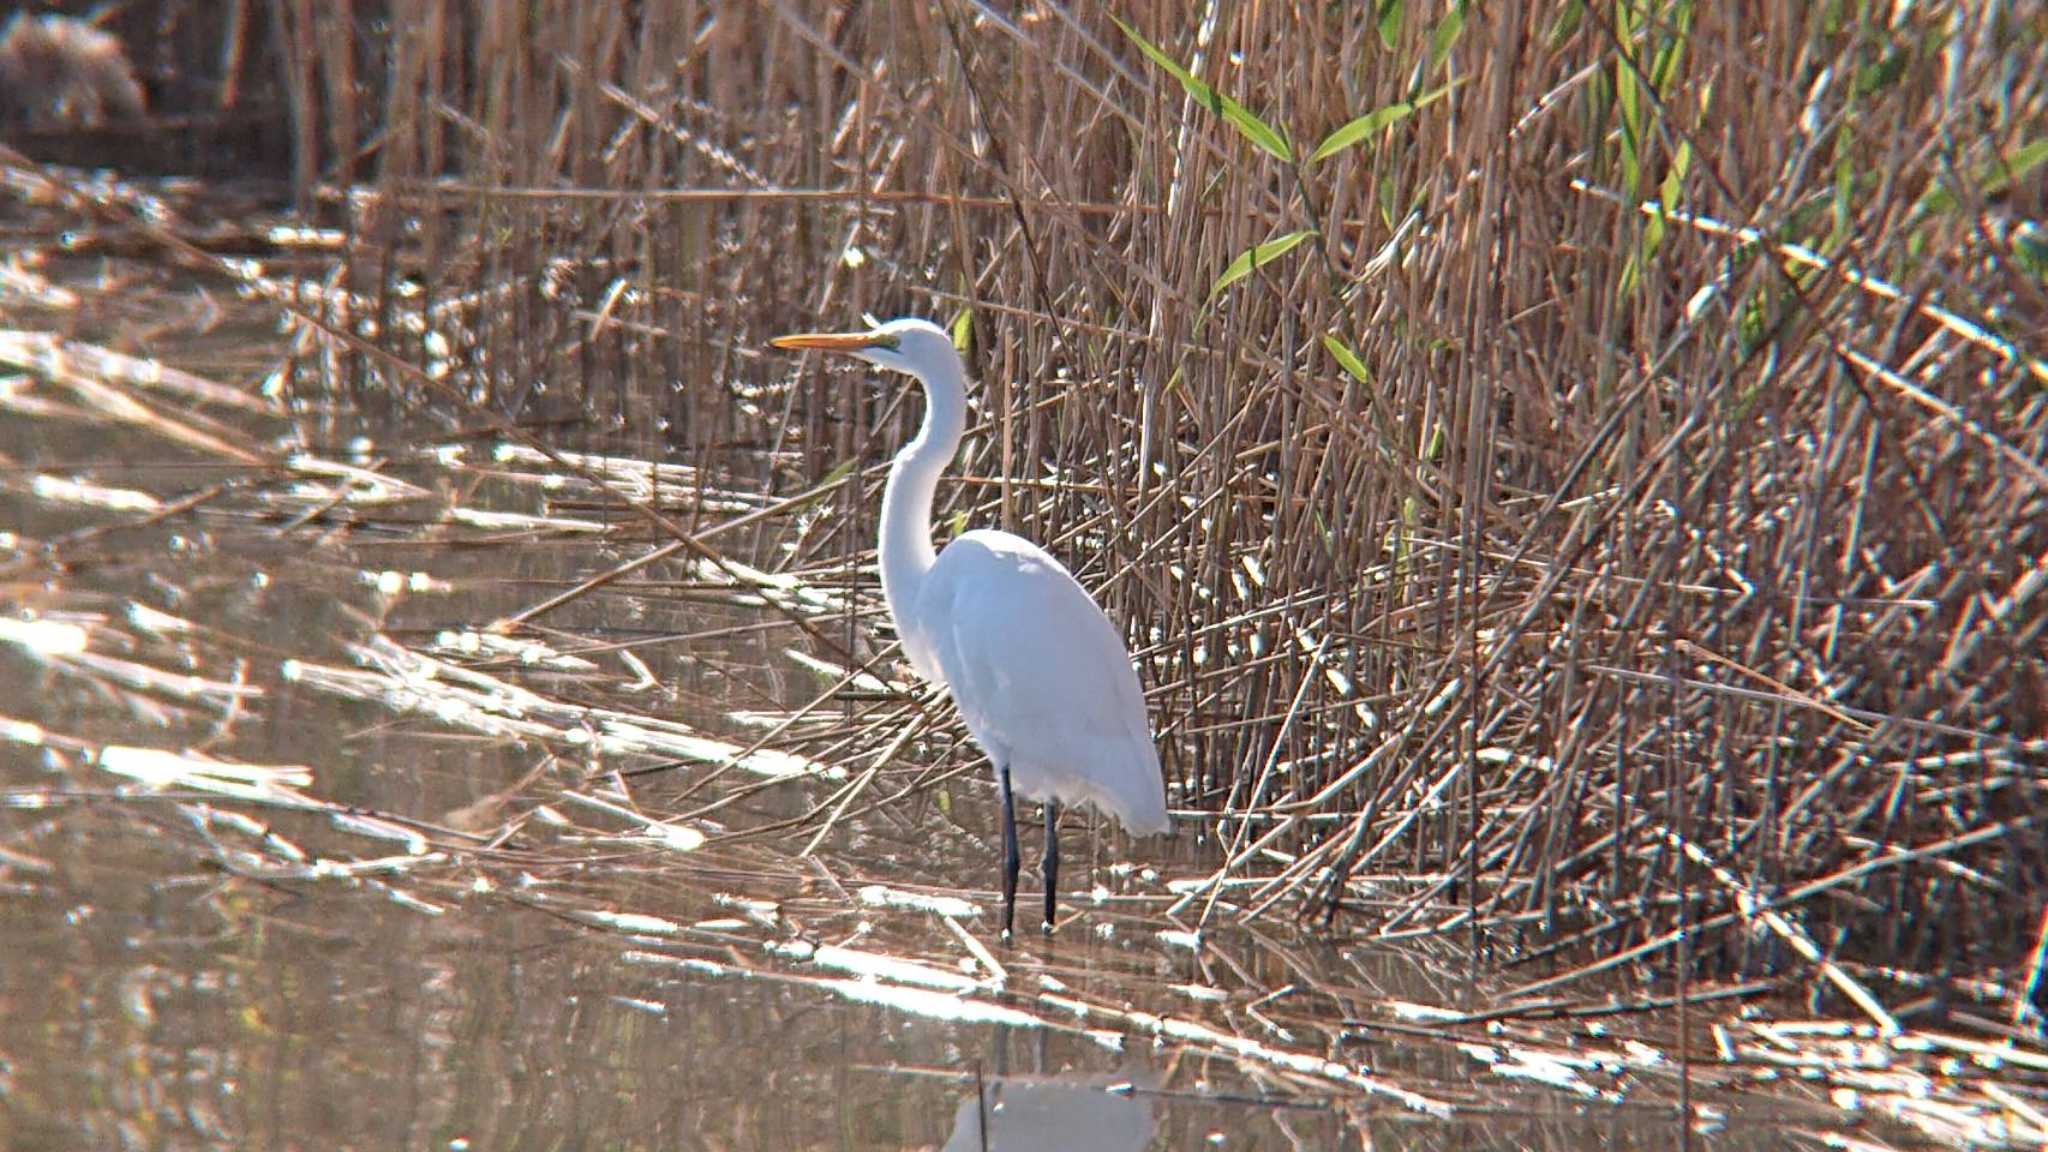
[0,244,1868,1150]
[0,790,1810,1149]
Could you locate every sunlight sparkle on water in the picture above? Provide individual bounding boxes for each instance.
[0,616,90,657]
[858,884,979,919]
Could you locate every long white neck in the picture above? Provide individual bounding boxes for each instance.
[878,348,968,628]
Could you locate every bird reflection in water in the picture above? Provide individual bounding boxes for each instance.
[944,1047,1158,1152]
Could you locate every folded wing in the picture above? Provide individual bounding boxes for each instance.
[918,529,1168,834]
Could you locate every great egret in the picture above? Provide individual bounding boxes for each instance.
[771,318,1169,938]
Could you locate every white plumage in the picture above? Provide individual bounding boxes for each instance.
[771,317,1170,937]
[916,529,1170,834]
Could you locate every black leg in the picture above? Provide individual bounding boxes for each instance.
[1040,800,1060,933]
[998,763,1020,941]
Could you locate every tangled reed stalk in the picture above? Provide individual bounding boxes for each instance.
[251,1,2042,1002]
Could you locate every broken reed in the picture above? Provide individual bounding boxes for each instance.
[287,1,2045,987]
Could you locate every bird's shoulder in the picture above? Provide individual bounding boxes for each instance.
[926,529,1085,593]
[939,528,1065,569]
[922,529,1127,655]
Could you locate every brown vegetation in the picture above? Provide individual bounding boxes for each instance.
[4,6,2048,1142]
[285,3,2043,997]
[23,0,2045,1023]
[0,12,145,129]
[296,1,2045,1001]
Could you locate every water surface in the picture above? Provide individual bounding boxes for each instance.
[0,239,1856,1151]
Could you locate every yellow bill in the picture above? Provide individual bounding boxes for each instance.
[769,330,886,352]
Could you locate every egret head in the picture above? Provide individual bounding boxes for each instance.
[770,317,960,380]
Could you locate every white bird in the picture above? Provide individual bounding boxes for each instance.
[772,318,1169,938]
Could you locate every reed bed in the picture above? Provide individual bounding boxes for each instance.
[1,142,2044,1147]
[10,0,2045,1069]
[265,0,2043,1004]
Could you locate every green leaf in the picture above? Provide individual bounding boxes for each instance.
[2012,222,2048,284]
[949,309,973,357]
[1614,4,1641,195]
[819,456,857,489]
[1309,81,1461,164]
[1736,288,1772,356]
[1547,0,1584,48]
[1914,138,2048,218]
[785,456,859,514]
[1164,363,1192,405]
[1660,138,1690,210]
[1209,229,1316,300]
[1113,15,1208,100]
[1828,145,1854,253]
[1915,186,1957,218]
[1649,0,1694,96]
[1853,45,1907,96]
[1618,128,1640,199]
[1321,334,1372,384]
[1112,16,1293,162]
[1216,99,1293,163]
[1376,0,1403,50]
[1985,137,2048,196]
[1429,2,1467,72]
